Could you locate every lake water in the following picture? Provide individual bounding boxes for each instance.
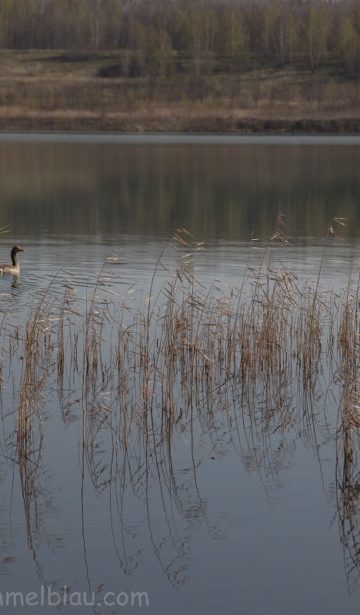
[0,135,360,614]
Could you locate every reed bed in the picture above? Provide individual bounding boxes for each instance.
[5,233,359,472]
[2,229,360,587]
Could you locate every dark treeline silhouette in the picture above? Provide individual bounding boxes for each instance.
[0,0,360,78]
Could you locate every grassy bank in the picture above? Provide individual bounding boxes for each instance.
[1,50,360,133]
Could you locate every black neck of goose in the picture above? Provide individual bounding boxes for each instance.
[11,251,16,266]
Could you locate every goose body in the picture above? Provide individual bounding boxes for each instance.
[0,246,24,275]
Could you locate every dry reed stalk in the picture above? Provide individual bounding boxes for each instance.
[336,371,360,593]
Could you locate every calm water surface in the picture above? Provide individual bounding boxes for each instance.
[0,135,360,614]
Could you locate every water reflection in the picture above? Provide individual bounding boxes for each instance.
[1,139,360,613]
[1,250,357,608]
[0,139,360,241]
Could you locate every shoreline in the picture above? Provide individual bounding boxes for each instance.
[2,131,360,146]
[0,115,360,134]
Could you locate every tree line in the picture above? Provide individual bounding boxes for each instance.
[0,0,360,77]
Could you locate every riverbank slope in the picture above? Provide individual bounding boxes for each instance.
[1,51,359,133]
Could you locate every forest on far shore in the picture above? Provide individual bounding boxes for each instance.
[0,0,360,132]
[0,0,360,79]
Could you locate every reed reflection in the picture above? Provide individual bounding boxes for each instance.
[4,230,360,599]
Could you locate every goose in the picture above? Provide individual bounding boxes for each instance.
[0,246,24,275]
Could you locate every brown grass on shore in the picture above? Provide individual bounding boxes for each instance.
[1,51,360,132]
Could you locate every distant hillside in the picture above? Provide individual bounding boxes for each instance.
[0,1,359,132]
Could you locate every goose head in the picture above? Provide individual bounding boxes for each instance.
[11,246,24,266]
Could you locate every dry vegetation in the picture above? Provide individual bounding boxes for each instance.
[3,225,360,587]
[0,51,360,132]
[8,227,360,448]
[1,0,360,131]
